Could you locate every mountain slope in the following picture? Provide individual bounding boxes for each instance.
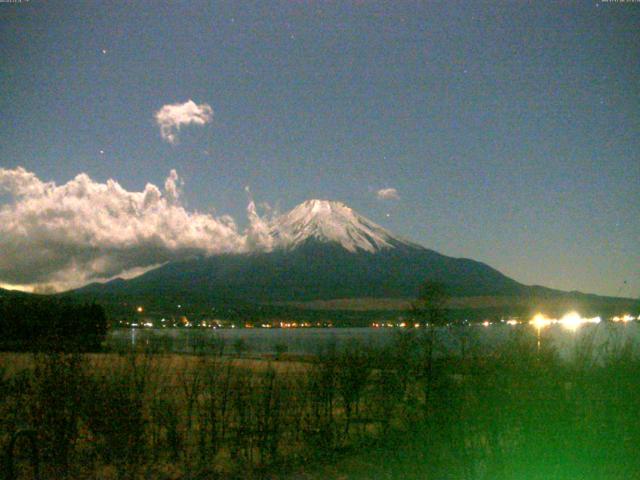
[121,241,525,301]
[76,199,529,302]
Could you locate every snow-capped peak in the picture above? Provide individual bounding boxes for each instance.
[270,199,407,253]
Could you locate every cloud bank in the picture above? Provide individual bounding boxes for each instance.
[376,187,399,200]
[0,167,263,291]
[154,99,213,144]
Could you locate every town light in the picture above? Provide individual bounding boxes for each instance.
[612,314,634,323]
[530,313,552,330]
[560,311,582,331]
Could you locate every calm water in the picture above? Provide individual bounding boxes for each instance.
[108,322,640,360]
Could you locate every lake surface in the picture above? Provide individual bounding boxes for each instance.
[108,322,640,360]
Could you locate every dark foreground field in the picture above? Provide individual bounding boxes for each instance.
[1,328,640,479]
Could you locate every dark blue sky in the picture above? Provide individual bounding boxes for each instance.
[1,0,639,296]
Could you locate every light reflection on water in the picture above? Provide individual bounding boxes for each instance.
[108,322,640,359]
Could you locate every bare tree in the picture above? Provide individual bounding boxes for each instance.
[411,281,450,416]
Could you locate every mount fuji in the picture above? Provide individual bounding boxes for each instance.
[73,199,634,316]
[76,200,526,300]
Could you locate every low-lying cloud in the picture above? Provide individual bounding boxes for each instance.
[154,99,213,144]
[0,167,268,291]
[376,187,399,200]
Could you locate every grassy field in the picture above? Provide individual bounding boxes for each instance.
[1,327,640,479]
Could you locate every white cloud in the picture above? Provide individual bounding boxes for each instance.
[154,99,213,144]
[243,187,277,251]
[0,167,263,290]
[245,200,275,251]
[376,187,400,200]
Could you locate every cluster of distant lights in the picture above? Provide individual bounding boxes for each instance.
[529,312,639,331]
[530,312,601,331]
[372,322,423,328]
[129,305,637,331]
[125,307,334,329]
[372,313,639,330]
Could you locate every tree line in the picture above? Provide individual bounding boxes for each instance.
[0,296,107,351]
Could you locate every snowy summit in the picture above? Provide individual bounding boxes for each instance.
[270,199,408,253]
